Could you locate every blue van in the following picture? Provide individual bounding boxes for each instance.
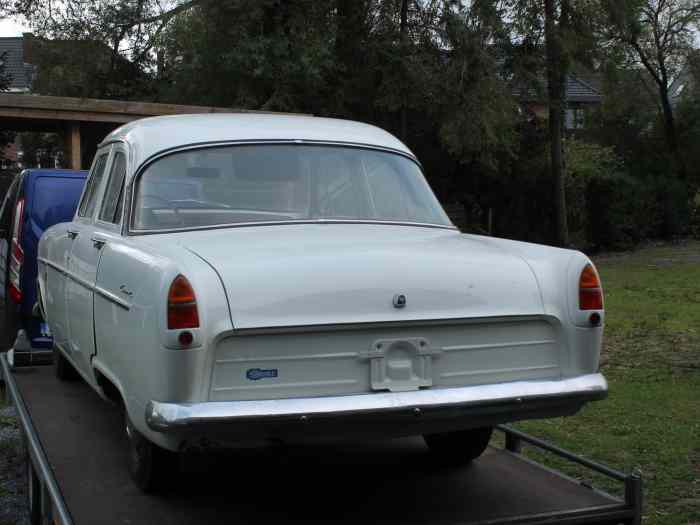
[0,169,88,358]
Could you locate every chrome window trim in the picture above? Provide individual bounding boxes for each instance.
[125,140,453,236]
[97,144,128,228]
[130,219,458,236]
[76,147,113,223]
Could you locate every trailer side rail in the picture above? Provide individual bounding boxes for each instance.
[496,424,642,525]
[1,354,74,525]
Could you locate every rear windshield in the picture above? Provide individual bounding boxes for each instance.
[131,145,451,231]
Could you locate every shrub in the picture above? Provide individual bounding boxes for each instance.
[563,139,691,250]
[564,139,629,249]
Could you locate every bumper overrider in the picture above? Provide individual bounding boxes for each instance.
[145,374,607,437]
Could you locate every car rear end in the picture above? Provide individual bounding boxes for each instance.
[142,227,607,448]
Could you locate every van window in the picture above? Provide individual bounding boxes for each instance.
[78,153,109,218]
[99,152,127,224]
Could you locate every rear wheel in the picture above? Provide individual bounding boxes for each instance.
[423,427,493,465]
[126,413,178,492]
[53,348,80,381]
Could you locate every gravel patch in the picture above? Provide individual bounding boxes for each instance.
[0,404,29,525]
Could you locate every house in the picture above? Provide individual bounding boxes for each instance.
[515,73,603,131]
[0,36,36,92]
[0,35,36,170]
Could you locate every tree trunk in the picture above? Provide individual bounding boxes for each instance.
[335,0,366,115]
[335,0,365,71]
[658,83,687,180]
[399,0,409,141]
[544,0,569,247]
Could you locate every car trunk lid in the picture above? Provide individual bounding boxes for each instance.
[173,223,545,329]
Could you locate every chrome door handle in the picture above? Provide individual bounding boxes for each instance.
[91,237,106,249]
[67,229,79,240]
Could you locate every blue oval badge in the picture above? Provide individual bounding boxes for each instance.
[246,368,279,381]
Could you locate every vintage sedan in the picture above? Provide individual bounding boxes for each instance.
[38,114,607,491]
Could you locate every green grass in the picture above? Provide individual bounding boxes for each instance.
[507,241,700,524]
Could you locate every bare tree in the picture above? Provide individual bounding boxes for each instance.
[603,0,700,180]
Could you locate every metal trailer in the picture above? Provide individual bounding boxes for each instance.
[1,354,642,525]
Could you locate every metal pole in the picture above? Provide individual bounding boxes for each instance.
[625,474,643,525]
[505,431,522,454]
[0,355,73,525]
[41,482,53,525]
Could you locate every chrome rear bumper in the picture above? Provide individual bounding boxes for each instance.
[146,373,607,435]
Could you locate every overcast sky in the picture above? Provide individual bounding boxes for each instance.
[0,16,30,37]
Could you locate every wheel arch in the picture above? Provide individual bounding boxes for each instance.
[92,359,126,407]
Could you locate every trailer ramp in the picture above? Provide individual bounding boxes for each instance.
[1,355,641,525]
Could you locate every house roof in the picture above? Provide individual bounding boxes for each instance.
[514,73,602,104]
[0,37,34,92]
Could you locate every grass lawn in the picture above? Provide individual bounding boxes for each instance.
[511,241,700,524]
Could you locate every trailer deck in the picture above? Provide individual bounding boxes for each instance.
[1,354,641,525]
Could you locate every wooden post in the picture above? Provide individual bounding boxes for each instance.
[64,122,81,170]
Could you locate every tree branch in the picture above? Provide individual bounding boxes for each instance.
[117,0,208,28]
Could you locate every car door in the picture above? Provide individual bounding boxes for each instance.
[45,156,109,351]
[65,147,113,374]
[91,148,129,374]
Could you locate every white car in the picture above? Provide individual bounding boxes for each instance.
[38,114,607,491]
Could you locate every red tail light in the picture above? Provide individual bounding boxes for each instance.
[8,198,25,304]
[579,264,603,310]
[167,275,199,329]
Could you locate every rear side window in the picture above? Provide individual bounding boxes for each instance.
[78,153,109,218]
[99,152,127,224]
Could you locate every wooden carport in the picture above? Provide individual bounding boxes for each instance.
[0,94,255,170]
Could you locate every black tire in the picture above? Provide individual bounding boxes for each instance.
[54,348,80,381]
[26,452,41,525]
[126,413,178,492]
[423,427,493,465]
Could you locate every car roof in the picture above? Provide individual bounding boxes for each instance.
[100,114,414,172]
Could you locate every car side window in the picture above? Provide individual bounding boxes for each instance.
[78,153,109,218]
[99,152,127,224]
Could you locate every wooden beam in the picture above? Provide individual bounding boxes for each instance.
[64,122,82,170]
[0,93,284,120]
[0,107,137,124]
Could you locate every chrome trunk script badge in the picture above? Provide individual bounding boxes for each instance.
[393,294,407,308]
[246,368,278,381]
